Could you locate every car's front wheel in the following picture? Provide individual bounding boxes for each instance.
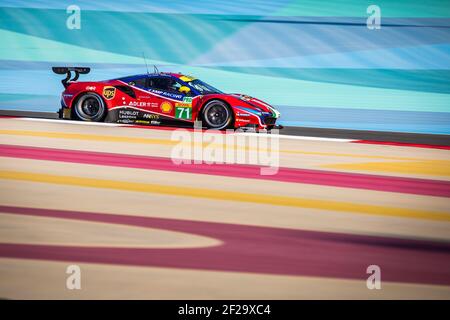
[74,93,106,121]
[201,100,233,129]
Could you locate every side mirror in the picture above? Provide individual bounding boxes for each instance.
[179,86,191,95]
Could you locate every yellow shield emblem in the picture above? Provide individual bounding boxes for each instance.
[102,86,116,100]
[160,101,173,113]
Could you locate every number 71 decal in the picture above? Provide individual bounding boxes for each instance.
[175,106,191,120]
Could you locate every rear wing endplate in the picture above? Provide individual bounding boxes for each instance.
[52,67,91,88]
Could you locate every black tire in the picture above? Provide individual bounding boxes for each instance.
[73,93,106,122]
[201,100,233,129]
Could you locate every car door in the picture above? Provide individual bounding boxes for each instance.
[123,76,157,111]
[147,76,192,121]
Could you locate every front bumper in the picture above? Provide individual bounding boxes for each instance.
[240,123,283,132]
[234,107,281,130]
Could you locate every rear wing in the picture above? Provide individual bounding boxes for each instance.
[52,67,91,88]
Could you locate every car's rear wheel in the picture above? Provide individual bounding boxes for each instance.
[201,100,233,129]
[74,93,106,121]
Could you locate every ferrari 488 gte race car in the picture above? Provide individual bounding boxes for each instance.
[53,67,281,130]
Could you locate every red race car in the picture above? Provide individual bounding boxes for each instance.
[53,67,281,130]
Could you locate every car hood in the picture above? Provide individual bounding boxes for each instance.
[232,93,280,118]
[210,93,280,118]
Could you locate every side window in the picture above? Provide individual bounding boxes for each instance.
[148,77,182,93]
[128,77,147,89]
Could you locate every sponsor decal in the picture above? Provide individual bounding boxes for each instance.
[118,110,139,119]
[102,86,116,100]
[175,102,192,108]
[183,97,193,104]
[237,107,262,116]
[119,110,139,115]
[117,119,134,124]
[148,89,183,100]
[128,101,158,108]
[160,101,173,113]
[135,120,150,125]
[114,108,160,123]
[85,86,96,91]
[143,113,160,120]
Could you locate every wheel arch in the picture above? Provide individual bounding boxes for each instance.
[71,91,109,121]
[197,98,235,126]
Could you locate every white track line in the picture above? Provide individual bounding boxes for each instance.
[18,117,122,127]
[9,117,355,142]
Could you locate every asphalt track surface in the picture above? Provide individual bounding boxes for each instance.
[1,109,449,145]
[0,114,449,299]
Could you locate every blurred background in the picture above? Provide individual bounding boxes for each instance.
[0,0,449,133]
[1,1,450,299]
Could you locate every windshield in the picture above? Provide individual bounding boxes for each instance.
[187,79,222,94]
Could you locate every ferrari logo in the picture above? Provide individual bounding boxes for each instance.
[160,101,173,113]
[102,86,116,100]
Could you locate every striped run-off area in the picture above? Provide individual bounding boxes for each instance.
[0,117,449,299]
